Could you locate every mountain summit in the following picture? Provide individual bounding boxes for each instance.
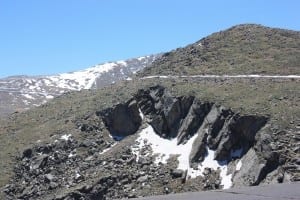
[139,24,300,76]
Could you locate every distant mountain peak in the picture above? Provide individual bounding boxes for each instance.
[0,54,160,117]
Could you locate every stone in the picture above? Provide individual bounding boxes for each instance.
[171,169,184,178]
[137,175,149,183]
[31,155,48,170]
[135,85,188,138]
[100,99,142,139]
[177,100,213,145]
[22,148,33,158]
[233,148,268,186]
[44,173,55,182]
[214,114,268,161]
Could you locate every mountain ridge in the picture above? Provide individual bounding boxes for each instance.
[0,54,159,117]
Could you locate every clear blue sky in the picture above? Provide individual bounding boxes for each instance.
[0,0,299,78]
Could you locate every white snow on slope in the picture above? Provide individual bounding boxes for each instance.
[236,159,242,171]
[60,134,72,141]
[49,62,118,90]
[132,125,233,189]
[99,143,117,155]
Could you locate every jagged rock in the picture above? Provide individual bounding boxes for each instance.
[214,114,268,161]
[233,148,268,186]
[100,99,142,139]
[189,105,231,165]
[189,130,207,166]
[177,100,213,144]
[31,154,48,170]
[135,85,183,138]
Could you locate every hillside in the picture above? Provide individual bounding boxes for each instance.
[0,24,299,199]
[138,24,300,76]
[0,55,158,117]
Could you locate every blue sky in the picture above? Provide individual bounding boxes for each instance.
[0,0,299,78]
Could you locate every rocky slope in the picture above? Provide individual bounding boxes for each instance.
[3,85,296,200]
[138,24,300,77]
[0,24,299,199]
[0,55,158,117]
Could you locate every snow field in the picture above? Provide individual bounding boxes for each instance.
[132,125,234,189]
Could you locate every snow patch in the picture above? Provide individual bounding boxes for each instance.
[68,151,76,158]
[99,143,116,154]
[126,77,133,81]
[22,93,35,99]
[47,62,117,90]
[236,159,242,171]
[132,125,233,189]
[138,109,144,120]
[117,60,127,66]
[60,134,72,141]
[137,56,146,61]
[45,95,54,99]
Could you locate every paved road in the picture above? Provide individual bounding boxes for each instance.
[133,182,300,200]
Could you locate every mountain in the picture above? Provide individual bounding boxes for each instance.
[138,24,300,76]
[0,55,159,117]
[0,24,299,199]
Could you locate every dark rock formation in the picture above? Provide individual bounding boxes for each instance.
[177,100,213,145]
[99,99,142,140]
[135,85,185,138]
[233,148,270,186]
[4,85,285,200]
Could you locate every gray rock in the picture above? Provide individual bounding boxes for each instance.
[100,99,142,139]
[177,100,212,144]
[22,148,33,158]
[233,148,267,186]
[137,175,149,183]
[214,114,268,161]
[135,85,192,138]
[44,173,55,182]
[189,130,207,166]
[31,154,48,170]
[171,169,184,178]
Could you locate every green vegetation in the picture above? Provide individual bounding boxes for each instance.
[138,24,300,76]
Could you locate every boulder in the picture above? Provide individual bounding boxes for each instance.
[233,148,268,186]
[171,169,184,178]
[100,99,142,139]
[22,148,33,158]
[214,114,268,161]
[31,154,48,170]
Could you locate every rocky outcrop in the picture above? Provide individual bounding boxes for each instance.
[177,100,213,145]
[135,85,189,138]
[99,99,142,140]
[233,148,270,186]
[5,85,288,200]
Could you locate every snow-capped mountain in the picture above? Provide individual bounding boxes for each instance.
[0,55,159,117]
